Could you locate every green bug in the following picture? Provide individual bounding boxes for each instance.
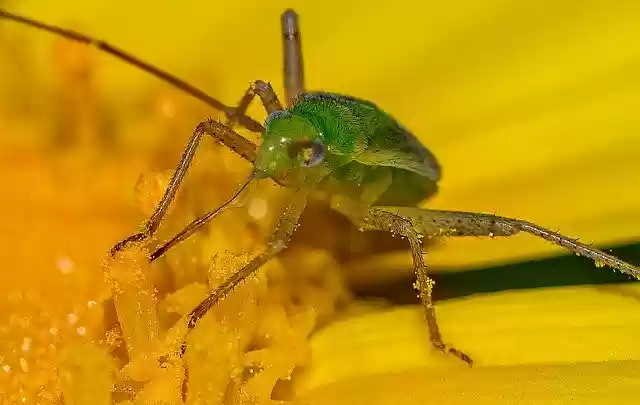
[2,8,639,366]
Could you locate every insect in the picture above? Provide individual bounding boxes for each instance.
[2,7,639,366]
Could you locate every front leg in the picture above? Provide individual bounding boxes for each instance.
[110,119,257,256]
[186,191,308,330]
[226,80,285,129]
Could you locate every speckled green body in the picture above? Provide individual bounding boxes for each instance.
[255,92,442,206]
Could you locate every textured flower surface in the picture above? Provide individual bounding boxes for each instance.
[0,1,639,404]
[297,285,640,404]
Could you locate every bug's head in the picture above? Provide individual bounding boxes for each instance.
[254,111,328,184]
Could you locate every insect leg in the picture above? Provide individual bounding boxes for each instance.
[110,119,258,256]
[0,8,264,135]
[281,9,305,106]
[226,80,285,128]
[332,199,473,365]
[186,192,308,330]
[373,207,640,280]
[150,172,255,262]
[226,84,258,128]
[254,80,285,113]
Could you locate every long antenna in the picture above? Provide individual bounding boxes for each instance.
[0,8,264,133]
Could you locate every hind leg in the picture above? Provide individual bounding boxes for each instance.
[332,198,473,365]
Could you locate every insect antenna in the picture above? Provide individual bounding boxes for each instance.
[0,8,264,133]
[150,170,258,261]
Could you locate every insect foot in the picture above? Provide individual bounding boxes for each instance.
[433,341,474,366]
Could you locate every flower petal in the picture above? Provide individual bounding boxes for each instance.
[299,283,640,398]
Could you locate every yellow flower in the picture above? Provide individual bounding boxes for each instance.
[1,1,639,404]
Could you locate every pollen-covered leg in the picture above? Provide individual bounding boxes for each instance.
[186,192,308,331]
[333,199,473,365]
[376,207,640,280]
[110,119,258,256]
[407,233,474,366]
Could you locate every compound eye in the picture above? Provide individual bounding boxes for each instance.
[287,139,325,167]
[301,140,325,167]
[264,110,289,126]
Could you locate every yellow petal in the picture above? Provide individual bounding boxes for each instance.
[302,361,640,405]
[299,283,640,403]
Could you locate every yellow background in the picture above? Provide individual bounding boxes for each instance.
[2,0,638,273]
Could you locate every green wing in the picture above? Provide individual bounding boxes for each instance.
[294,92,442,182]
[351,102,442,182]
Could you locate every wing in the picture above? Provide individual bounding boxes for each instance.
[354,112,442,182]
[295,92,442,182]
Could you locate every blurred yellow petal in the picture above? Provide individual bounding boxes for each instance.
[299,284,640,403]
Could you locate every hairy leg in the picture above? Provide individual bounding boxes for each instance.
[226,80,285,128]
[374,206,640,279]
[110,119,258,256]
[333,200,640,364]
[186,191,308,329]
[332,199,473,364]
